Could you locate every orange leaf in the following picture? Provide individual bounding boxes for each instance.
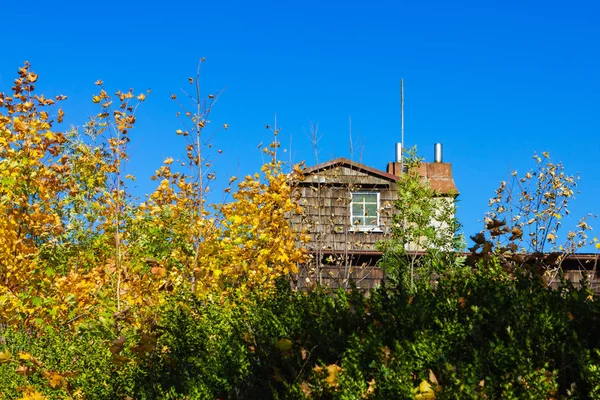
[151,266,167,278]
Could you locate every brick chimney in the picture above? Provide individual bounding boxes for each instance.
[386,143,458,195]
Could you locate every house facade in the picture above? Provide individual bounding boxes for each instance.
[291,145,458,289]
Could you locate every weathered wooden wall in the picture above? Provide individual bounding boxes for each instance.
[292,165,398,253]
[289,162,400,290]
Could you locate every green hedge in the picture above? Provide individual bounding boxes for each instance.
[1,266,600,399]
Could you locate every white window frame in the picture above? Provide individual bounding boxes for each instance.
[350,191,381,232]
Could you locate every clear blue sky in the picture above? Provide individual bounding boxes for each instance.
[2,0,599,250]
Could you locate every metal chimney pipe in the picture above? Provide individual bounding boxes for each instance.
[434,143,443,163]
[395,143,403,163]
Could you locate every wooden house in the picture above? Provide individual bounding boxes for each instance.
[291,145,459,290]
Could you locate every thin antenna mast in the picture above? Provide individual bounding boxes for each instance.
[400,79,405,170]
[401,79,404,148]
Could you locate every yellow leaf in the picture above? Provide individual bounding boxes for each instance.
[164,157,174,165]
[325,364,342,388]
[94,79,103,86]
[223,123,229,129]
[18,388,46,400]
[13,117,27,133]
[92,96,101,104]
[137,93,146,101]
[596,243,600,250]
[365,378,376,396]
[57,108,64,123]
[414,380,436,399]
[46,371,66,388]
[0,350,12,363]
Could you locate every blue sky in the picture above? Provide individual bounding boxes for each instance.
[2,0,599,250]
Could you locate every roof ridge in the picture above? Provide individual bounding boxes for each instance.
[303,157,400,181]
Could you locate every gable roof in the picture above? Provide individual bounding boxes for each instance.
[302,157,459,195]
[303,157,400,182]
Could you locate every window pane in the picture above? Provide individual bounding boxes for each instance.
[353,193,366,203]
[365,203,377,217]
[363,193,377,203]
[352,204,363,216]
[366,216,378,226]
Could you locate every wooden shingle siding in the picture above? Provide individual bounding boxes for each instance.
[294,185,397,253]
[291,158,403,290]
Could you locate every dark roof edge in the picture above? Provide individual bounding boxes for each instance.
[303,157,400,182]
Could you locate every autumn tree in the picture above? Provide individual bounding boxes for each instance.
[469,152,596,284]
[0,61,309,332]
[0,62,78,324]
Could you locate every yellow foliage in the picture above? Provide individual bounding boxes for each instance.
[325,364,342,388]
[18,388,46,400]
[0,350,12,363]
[413,380,436,400]
[0,62,309,342]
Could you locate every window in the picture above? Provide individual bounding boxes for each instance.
[351,192,379,229]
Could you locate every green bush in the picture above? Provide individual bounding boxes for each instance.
[2,267,600,399]
[0,325,140,399]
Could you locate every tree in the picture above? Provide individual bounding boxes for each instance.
[0,61,310,330]
[469,152,596,285]
[378,147,462,291]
